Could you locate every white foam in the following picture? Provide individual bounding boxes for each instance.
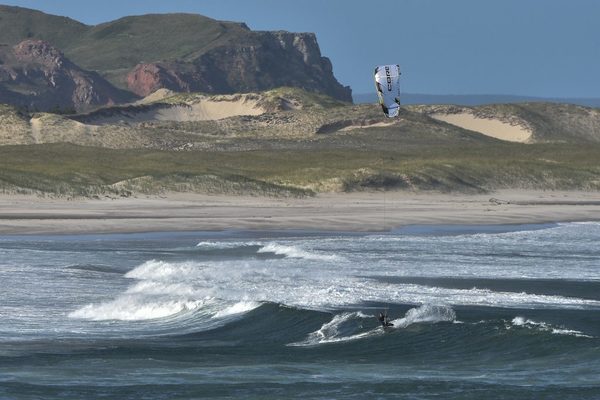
[122,259,600,311]
[125,260,201,281]
[195,240,261,249]
[510,316,592,338]
[257,242,340,261]
[392,304,456,328]
[564,222,600,226]
[68,296,204,321]
[70,239,600,324]
[213,301,261,318]
[291,305,457,346]
[69,259,262,322]
[290,311,376,346]
[125,280,197,297]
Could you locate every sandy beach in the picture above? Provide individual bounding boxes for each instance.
[0,190,599,234]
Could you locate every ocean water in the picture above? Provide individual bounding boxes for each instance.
[1,222,600,399]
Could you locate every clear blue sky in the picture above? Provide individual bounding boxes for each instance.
[4,0,600,97]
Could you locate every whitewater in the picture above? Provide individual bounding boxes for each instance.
[1,222,600,399]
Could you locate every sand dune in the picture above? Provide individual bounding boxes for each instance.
[82,94,266,125]
[432,112,532,142]
[135,88,176,105]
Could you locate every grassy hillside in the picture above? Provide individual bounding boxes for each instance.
[0,6,255,88]
[409,103,600,143]
[0,138,598,197]
[0,5,87,48]
[1,85,599,197]
[65,14,249,88]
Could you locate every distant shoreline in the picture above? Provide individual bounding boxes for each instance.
[1,190,599,235]
[352,92,600,108]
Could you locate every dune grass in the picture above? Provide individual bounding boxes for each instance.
[0,141,599,197]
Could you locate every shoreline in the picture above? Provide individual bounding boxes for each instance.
[0,190,599,235]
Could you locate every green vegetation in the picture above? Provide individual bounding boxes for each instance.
[0,139,599,197]
[147,87,349,110]
[260,87,350,110]
[0,5,87,49]
[66,14,245,87]
[0,84,599,197]
[0,6,249,88]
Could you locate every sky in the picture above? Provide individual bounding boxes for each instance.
[3,0,600,97]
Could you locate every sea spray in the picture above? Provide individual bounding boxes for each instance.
[290,311,375,346]
[392,304,456,328]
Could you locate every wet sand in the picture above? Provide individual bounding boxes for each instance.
[0,190,599,234]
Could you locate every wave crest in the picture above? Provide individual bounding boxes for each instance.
[392,304,457,328]
[257,242,341,261]
[510,316,592,338]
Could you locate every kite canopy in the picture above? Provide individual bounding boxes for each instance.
[374,64,401,118]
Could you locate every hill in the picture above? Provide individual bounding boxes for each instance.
[0,89,599,196]
[0,5,351,103]
[0,39,133,112]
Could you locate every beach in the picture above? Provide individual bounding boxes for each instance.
[1,190,599,234]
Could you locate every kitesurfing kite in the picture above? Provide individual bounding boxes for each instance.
[374,64,401,118]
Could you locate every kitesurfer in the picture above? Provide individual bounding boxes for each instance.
[378,311,394,328]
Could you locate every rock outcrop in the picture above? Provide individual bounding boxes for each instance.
[0,6,352,107]
[126,31,352,102]
[0,40,132,112]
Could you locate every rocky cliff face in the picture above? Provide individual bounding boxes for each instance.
[0,40,132,111]
[126,32,352,102]
[0,6,352,107]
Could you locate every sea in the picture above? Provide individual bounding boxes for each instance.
[1,222,600,399]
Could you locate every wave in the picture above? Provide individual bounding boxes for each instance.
[510,316,593,338]
[124,260,204,281]
[68,247,600,327]
[390,223,560,237]
[359,282,600,311]
[69,260,262,322]
[257,242,341,261]
[120,260,600,312]
[290,305,456,346]
[68,295,205,321]
[213,301,261,318]
[391,304,456,328]
[563,221,600,226]
[289,311,376,346]
[196,240,341,261]
[195,240,261,250]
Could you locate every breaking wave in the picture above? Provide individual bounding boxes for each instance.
[510,316,593,338]
[291,305,456,346]
[257,242,342,261]
[391,304,456,328]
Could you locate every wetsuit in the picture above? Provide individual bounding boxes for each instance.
[378,312,393,327]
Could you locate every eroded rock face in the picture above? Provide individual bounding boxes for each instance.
[127,62,206,96]
[126,32,352,102]
[0,40,132,111]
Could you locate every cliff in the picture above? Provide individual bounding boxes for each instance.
[0,39,133,112]
[0,6,352,104]
[126,31,351,101]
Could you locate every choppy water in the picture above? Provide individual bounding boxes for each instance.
[1,223,600,399]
